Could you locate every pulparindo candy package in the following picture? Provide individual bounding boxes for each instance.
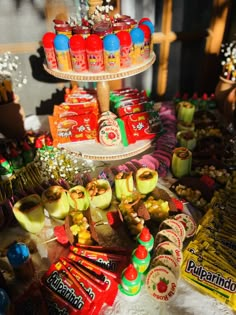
[181,204,236,311]
[181,244,236,311]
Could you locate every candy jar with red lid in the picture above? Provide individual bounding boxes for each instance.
[72,25,91,39]
[103,34,120,73]
[117,31,132,68]
[113,22,130,34]
[69,34,88,72]
[42,32,58,70]
[53,19,72,38]
[92,21,113,39]
[132,244,151,274]
[138,24,151,59]
[86,34,104,73]
[119,263,142,297]
[137,227,154,252]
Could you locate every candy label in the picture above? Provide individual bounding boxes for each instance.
[145,266,177,302]
[174,213,197,238]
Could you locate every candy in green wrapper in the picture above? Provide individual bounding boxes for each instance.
[171,147,192,178]
[115,172,134,200]
[67,185,90,211]
[13,194,45,233]
[42,185,70,219]
[177,101,195,123]
[136,168,158,194]
[86,179,112,210]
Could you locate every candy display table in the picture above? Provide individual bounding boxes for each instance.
[43,52,156,160]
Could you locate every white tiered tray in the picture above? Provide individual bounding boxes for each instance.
[59,139,153,161]
[43,52,156,82]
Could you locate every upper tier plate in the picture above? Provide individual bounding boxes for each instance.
[43,52,156,82]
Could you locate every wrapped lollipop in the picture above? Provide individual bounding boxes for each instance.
[41,185,70,219]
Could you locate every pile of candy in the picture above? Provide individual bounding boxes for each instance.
[42,14,154,74]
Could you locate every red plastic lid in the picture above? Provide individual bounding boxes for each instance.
[86,34,103,50]
[116,30,132,46]
[139,17,151,24]
[124,264,138,280]
[92,21,113,37]
[113,22,130,32]
[138,24,151,39]
[135,245,148,259]
[42,32,56,48]
[139,227,151,242]
[72,25,90,35]
[69,34,86,50]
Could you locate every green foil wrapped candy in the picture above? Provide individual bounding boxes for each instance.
[42,185,70,219]
[136,168,158,194]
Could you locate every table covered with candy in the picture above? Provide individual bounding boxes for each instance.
[0,97,236,315]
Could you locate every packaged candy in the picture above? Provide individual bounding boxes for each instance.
[69,34,88,72]
[42,32,58,70]
[67,252,118,306]
[54,34,72,72]
[41,260,95,314]
[103,34,120,73]
[86,34,104,73]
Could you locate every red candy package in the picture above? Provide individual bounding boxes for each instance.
[67,252,118,306]
[70,245,130,275]
[49,113,98,146]
[121,111,161,144]
[60,257,106,315]
[41,260,95,314]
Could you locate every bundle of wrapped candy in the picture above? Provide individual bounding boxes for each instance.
[48,85,164,147]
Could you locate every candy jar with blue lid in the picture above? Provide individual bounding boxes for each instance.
[7,242,34,281]
[130,27,145,64]
[103,34,120,73]
[54,34,72,72]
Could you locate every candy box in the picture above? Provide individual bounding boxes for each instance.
[41,260,95,314]
[67,252,118,306]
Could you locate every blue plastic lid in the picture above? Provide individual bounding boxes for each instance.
[54,34,70,51]
[130,28,144,44]
[0,288,10,313]
[7,243,30,268]
[103,34,120,51]
[141,20,155,34]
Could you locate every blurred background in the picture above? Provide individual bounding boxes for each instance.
[0,0,235,117]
